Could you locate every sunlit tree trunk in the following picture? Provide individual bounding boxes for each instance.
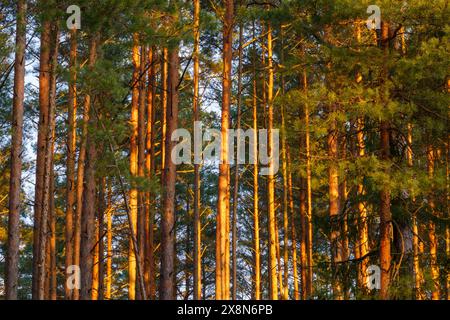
[137,43,147,300]
[303,70,313,299]
[280,27,289,300]
[252,25,261,299]
[427,145,440,300]
[161,47,168,172]
[287,147,300,300]
[231,20,243,301]
[48,143,56,300]
[105,180,113,300]
[354,22,369,294]
[266,21,278,301]
[379,21,392,300]
[5,0,26,300]
[193,0,202,300]
[216,0,233,300]
[328,101,343,300]
[129,33,140,300]
[65,27,77,300]
[145,46,156,300]
[98,177,106,300]
[407,124,424,299]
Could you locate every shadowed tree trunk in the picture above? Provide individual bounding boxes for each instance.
[32,17,51,300]
[5,0,26,300]
[79,35,99,300]
[160,43,179,300]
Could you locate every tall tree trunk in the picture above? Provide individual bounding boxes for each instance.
[38,26,59,300]
[216,0,233,300]
[354,22,369,294]
[145,46,156,299]
[287,147,300,300]
[32,17,51,300]
[129,33,140,300]
[356,116,369,291]
[161,47,168,172]
[231,20,243,301]
[266,21,278,301]
[79,36,99,300]
[303,70,313,298]
[328,101,343,300]
[105,180,113,300]
[65,27,77,300]
[73,32,97,300]
[5,0,26,300]
[280,26,289,300]
[406,123,424,299]
[47,144,56,300]
[427,145,440,300]
[160,45,179,300]
[379,21,392,300]
[97,177,106,300]
[137,44,147,300]
[339,137,349,299]
[193,0,202,300]
[252,24,261,299]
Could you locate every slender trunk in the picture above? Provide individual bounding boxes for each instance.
[79,36,99,300]
[252,24,261,299]
[266,21,278,301]
[38,26,59,300]
[5,0,26,300]
[129,33,140,300]
[92,210,99,300]
[407,123,424,299]
[193,0,202,300]
[73,33,97,300]
[98,177,106,300]
[303,70,313,298]
[216,0,233,300]
[328,101,343,300]
[379,21,392,300]
[427,146,440,300]
[280,27,289,300]
[65,27,77,300]
[231,21,243,301]
[275,211,283,298]
[137,44,147,300]
[354,22,369,294]
[145,46,156,299]
[161,47,168,172]
[287,147,300,300]
[32,18,51,300]
[356,117,369,291]
[48,146,56,300]
[160,45,179,300]
[105,180,113,300]
[339,138,349,299]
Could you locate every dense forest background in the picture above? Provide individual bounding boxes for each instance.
[0,0,449,300]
